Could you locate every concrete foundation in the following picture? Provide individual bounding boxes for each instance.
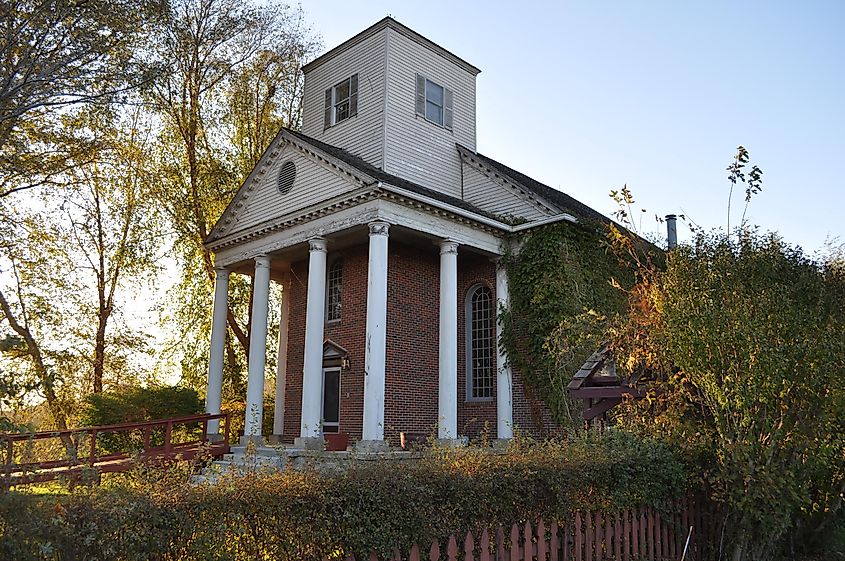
[293,436,325,451]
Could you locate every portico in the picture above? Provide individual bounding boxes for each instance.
[203,200,515,450]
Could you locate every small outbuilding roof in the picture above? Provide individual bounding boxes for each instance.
[568,345,643,423]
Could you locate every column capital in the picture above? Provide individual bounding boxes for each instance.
[254,254,271,268]
[213,266,230,278]
[368,221,390,237]
[439,239,459,256]
[308,237,328,253]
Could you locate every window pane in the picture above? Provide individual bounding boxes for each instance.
[327,260,342,321]
[425,100,443,124]
[425,79,443,105]
[334,80,350,102]
[470,286,495,399]
[335,101,349,122]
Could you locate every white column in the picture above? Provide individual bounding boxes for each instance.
[272,273,291,439]
[205,267,229,435]
[243,255,271,440]
[496,263,514,439]
[299,238,328,440]
[362,221,390,443]
[438,240,459,440]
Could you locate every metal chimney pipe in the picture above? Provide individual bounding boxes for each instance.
[665,214,678,249]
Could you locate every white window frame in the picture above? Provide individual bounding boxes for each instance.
[424,79,444,126]
[325,257,342,323]
[465,283,495,402]
[415,73,453,130]
[324,74,358,129]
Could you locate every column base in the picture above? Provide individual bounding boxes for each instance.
[239,435,266,446]
[491,438,512,450]
[293,436,325,451]
[267,434,285,445]
[354,439,389,453]
[435,437,468,448]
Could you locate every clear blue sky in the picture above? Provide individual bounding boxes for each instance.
[301,1,844,253]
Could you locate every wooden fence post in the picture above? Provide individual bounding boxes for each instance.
[538,518,548,560]
[510,523,520,561]
[575,512,583,561]
[89,429,97,466]
[164,420,173,456]
[480,528,491,561]
[464,531,474,561]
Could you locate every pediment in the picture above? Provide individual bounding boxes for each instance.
[323,339,349,359]
[207,131,373,244]
[458,150,557,221]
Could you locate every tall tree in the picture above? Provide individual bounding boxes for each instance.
[0,108,160,428]
[148,0,317,391]
[0,0,165,198]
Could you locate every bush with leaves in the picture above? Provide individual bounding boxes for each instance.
[611,230,845,561]
[0,432,688,560]
[79,385,203,453]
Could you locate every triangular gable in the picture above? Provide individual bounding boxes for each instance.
[457,146,561,221]
[460,157,557,221]
[207,130,375,244]
[323,339,349,359]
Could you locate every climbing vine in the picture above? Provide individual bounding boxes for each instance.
[499,220,639,426]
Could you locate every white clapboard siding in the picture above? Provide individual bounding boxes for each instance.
[223,145,358,238]
[302,28,387,168]
[462,162,553,221]
[383,28,477,198]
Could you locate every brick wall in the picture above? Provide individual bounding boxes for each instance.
[279,237,558,445]
[281,244,368,443]
[456,253,498,440]
[383,241,440,444]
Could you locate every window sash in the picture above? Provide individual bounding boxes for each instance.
[326,259,342,322]
[325,74,358,128]
[467,285,495,400]
[424,79,444,125]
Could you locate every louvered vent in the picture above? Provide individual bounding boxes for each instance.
[277,161,296,194]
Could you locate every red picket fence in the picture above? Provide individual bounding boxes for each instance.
[342,497,718,561]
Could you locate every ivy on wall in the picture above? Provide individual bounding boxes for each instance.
[499,220,637,426]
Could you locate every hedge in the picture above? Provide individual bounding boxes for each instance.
[0,431,688,561]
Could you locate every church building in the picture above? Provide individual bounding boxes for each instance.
[203,17,609,451]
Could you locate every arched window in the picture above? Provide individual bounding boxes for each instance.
[466,284,495,400]
[326,258,342,322]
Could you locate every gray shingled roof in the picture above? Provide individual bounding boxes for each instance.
[456,144,609,223]
[284,129,611,227]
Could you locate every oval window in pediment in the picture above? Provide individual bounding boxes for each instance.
[277,160,297,194]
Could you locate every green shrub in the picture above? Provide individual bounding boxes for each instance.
[0,432,688,560]
[81,386,203,426]
[79,385,203,453]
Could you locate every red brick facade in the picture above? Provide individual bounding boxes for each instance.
[279,239,558,445]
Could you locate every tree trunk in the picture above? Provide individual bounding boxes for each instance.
[92,306,109,393]
[0,289,68,431]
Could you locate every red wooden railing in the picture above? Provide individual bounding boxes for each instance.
[1,413,230,489]
[338,498,717,561]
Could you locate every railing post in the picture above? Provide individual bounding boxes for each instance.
[142,426,151,452]
[4,438,12,490]
[164,420,172,457]
[201,416,208,443]
[224,414,230,446]
[89,429,97,467]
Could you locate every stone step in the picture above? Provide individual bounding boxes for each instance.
[227,445,284,458]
